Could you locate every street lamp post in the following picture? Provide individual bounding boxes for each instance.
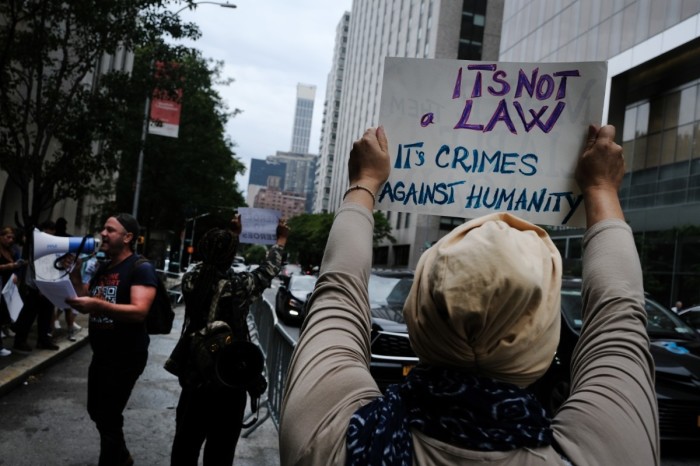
[174,2,236,16]
[178,210,211,271]
[131,1,237,218]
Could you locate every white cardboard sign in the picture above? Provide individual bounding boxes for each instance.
[238,208,281,245]
[377,58,607,227]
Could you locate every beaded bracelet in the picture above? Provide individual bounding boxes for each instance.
[343,185,376,205]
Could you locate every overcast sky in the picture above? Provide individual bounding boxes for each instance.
[170,0,353,196]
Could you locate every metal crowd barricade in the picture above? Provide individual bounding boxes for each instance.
[242,297,296,437]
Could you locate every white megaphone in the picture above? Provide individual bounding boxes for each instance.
[33,229,102,260]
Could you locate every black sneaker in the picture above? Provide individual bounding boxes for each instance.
[13,342,33,353]
[37,340,59,350]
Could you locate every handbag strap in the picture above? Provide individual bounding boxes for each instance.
[207,279,228,323]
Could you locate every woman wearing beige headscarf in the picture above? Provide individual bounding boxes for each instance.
[279,125,659,465]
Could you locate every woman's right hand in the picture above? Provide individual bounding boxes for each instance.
[575,124,625,227]
[348,126,391,193]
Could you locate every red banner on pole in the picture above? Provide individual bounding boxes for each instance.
[148,62,182,138]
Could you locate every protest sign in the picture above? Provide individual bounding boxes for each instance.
[238,208,281,245]
[377,58,607,227]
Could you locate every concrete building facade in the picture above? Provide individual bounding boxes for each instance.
[499,0,700,306]
[253,187,307,220]
[248,151,317,214]
[313,12,350,214]
[326,0,505,269]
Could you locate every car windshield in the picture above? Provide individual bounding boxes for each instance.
[561,289,697,340]
[290,275,317,292]
[368,274,413,306]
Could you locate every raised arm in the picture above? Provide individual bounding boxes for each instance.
[279,127,390,465]
[553,125,659,465]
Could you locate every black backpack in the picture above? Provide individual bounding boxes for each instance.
[132,257,175,334]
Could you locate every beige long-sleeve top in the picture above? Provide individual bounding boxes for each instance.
[279,203,659,465]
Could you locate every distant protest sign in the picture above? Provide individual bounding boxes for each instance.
[238,208,281,245]
[377,58,607,227]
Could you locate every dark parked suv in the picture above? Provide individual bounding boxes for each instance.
[365,274,700,440]
[531,278,700,441]
[367,270,418,391]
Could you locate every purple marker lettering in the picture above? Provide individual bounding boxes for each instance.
[452,67,463,99]
[515,68,539,98]
[488,70,510,96]
[553,70,580,99]
[484,99,517,134]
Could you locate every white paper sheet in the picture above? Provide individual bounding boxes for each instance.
[2,274,24,321]
[34,276,78,311]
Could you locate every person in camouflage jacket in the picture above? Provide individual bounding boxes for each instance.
[170,215,289,466]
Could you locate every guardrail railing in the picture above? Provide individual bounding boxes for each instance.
[242,296,296,438]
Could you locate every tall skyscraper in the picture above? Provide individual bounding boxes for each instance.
[313,12,350,213]
[291,83,316,154]
[326,0,504,269]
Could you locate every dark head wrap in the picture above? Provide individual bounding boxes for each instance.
[198,228,239,269]
[113,213,140,250]
[188,228,239,312]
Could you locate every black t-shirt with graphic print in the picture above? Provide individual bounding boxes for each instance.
[88,254,159,355]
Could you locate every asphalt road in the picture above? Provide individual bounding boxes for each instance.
[0,304,279,466]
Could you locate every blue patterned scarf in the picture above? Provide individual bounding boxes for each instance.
[346,366,553,466]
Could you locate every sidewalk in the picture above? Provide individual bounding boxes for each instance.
[0,311,91,397]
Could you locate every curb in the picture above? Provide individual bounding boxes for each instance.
[0,315,90,398]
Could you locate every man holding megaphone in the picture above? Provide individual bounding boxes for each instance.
[65,213,158,466]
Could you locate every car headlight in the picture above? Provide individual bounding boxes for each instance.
[288,297,304,309]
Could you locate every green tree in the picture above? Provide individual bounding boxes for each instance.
[0,0,201,246]
[286,211,395,270]
[243,244,267,265]
[113,47,245,236]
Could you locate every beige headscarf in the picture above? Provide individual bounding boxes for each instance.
[403,212,562,387]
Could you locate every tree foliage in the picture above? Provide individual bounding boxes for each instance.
[0,0,202,240]
[112,47,245,238]
[242,244,267,265]
[286,211,395,270]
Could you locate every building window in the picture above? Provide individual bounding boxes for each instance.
[621,79,700,210]
[404,212,411,229]
[393,245,410,267]
[396,212,402,230]
[439,216,464,231]
[373,246,389,266]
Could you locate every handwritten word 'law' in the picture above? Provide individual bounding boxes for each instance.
[420,64,581,135]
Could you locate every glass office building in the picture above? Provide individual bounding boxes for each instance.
[500,0,700,307]
[290,84,316,154]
